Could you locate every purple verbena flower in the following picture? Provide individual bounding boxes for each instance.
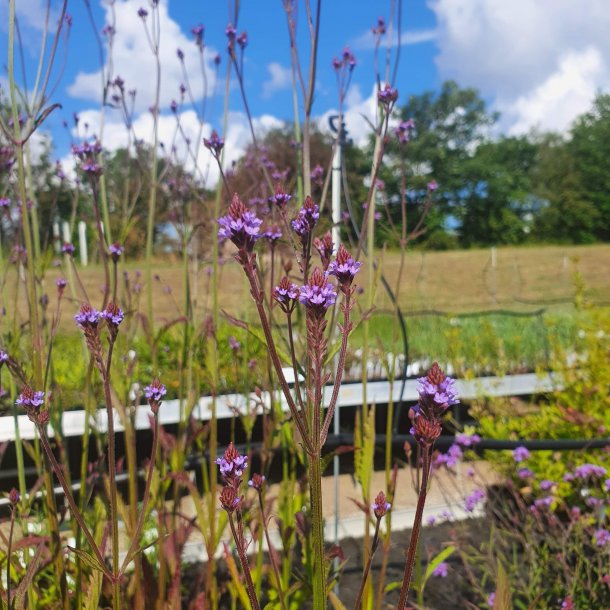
[56,278,67,290]
[464,488,485,513]
[455,432,481,447]
[109,242,124,260]
[144,379,167,404]
[534,496,554,509]
[298,268,337,313]
[517,468,534,479]
[263,225,282,244]
[16,387,45,411]
[378,83,398,107]
[427,180,439,192]
[561,597,575,610]
[248,474,266,490]
[273,277,299,311]
[0,198,10,209]
[371,491,391,519]
[62,242,75,255]
[512,446,530,463]
[0,350,8,365]
[395,119,415,143]
[539,479,555,491]
[432,562,448,578]
[573,463,607,479]
[137,7,148,18]
[594,529,610,547]
[291,196,319,237]
[100,302,124,327]
[269,184,292,209]
[236,31,248,49]
[228,336,240,352]
[74,304,101,329]
[327,244,362,288]
[217,193,262,253]
[204,130,224,156]
[216,442,248,480]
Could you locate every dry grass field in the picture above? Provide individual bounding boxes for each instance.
[2,243,609,330]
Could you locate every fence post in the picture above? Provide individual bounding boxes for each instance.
[78,221,88,266]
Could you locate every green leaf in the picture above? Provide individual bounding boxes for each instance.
[493,561,513,610]
[68,546,107,575]
[328,590,348,610]
[13,543,45,610]
[422,545,456,587]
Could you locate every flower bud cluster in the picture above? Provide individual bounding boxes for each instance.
[216,443,248,513]
[16,386,48,425]
[371,491,391,519]
[144,378,167,415]
[410,363,458,446]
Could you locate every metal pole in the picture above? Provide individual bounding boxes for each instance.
[331,124,343,571]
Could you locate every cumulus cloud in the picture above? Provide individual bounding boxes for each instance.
[68,0,217,114]
[262,63,293,99]
[430,0,610,133]
[64,107,283,187]
[0,0,60,32]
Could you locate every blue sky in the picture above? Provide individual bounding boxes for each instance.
[2,0,610,184]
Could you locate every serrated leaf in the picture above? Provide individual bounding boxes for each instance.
[320,445,354,474]
[84,568,103,610]
[68,546,107,575]
[13,543,45,610]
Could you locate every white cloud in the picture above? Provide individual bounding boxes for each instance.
[354,28,437,51]
[262,63,292,99]
[0,0,60,32]
[318,84,379,147]
[430,0,610,133]
[67,0,217,113]
[64,107,283,187]
[500,48,603,135]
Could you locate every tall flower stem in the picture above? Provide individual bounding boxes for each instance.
[37,425,110,577]
[309,446,327,610]
[6,503,16,609]
[228,512,261,610]
[353,517,381,610]
[396,447,432,609]
[257,493,287,610]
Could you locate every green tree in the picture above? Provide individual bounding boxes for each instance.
[568,93,610,240]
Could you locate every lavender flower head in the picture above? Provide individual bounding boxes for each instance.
[327,244,362,288]
[56,278,67,290]
[299,268,337,313]
[216,442,248,481]
[109,242,124,261]
[228,336,240,352]
[263,225,282,245]
[75,304,101,329]
[217,193,262,253]
[0,350,8,365]
[378,83,398,107]
[100,302,124,328]
[594,529,610,548]
[371,491,391,519]
[204,130,224,156]
[145,379,167,403]
[512,446,530,463]
[410,363,458,445]
[573,463,607,479]
[291,196,319,237]
[62,242,75,255]
[269,184,292,209]
[16,386,45,411]
[248,473,266,490]
[432,563,448,578]
[273,277,299,311]
[395,118,415,144]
